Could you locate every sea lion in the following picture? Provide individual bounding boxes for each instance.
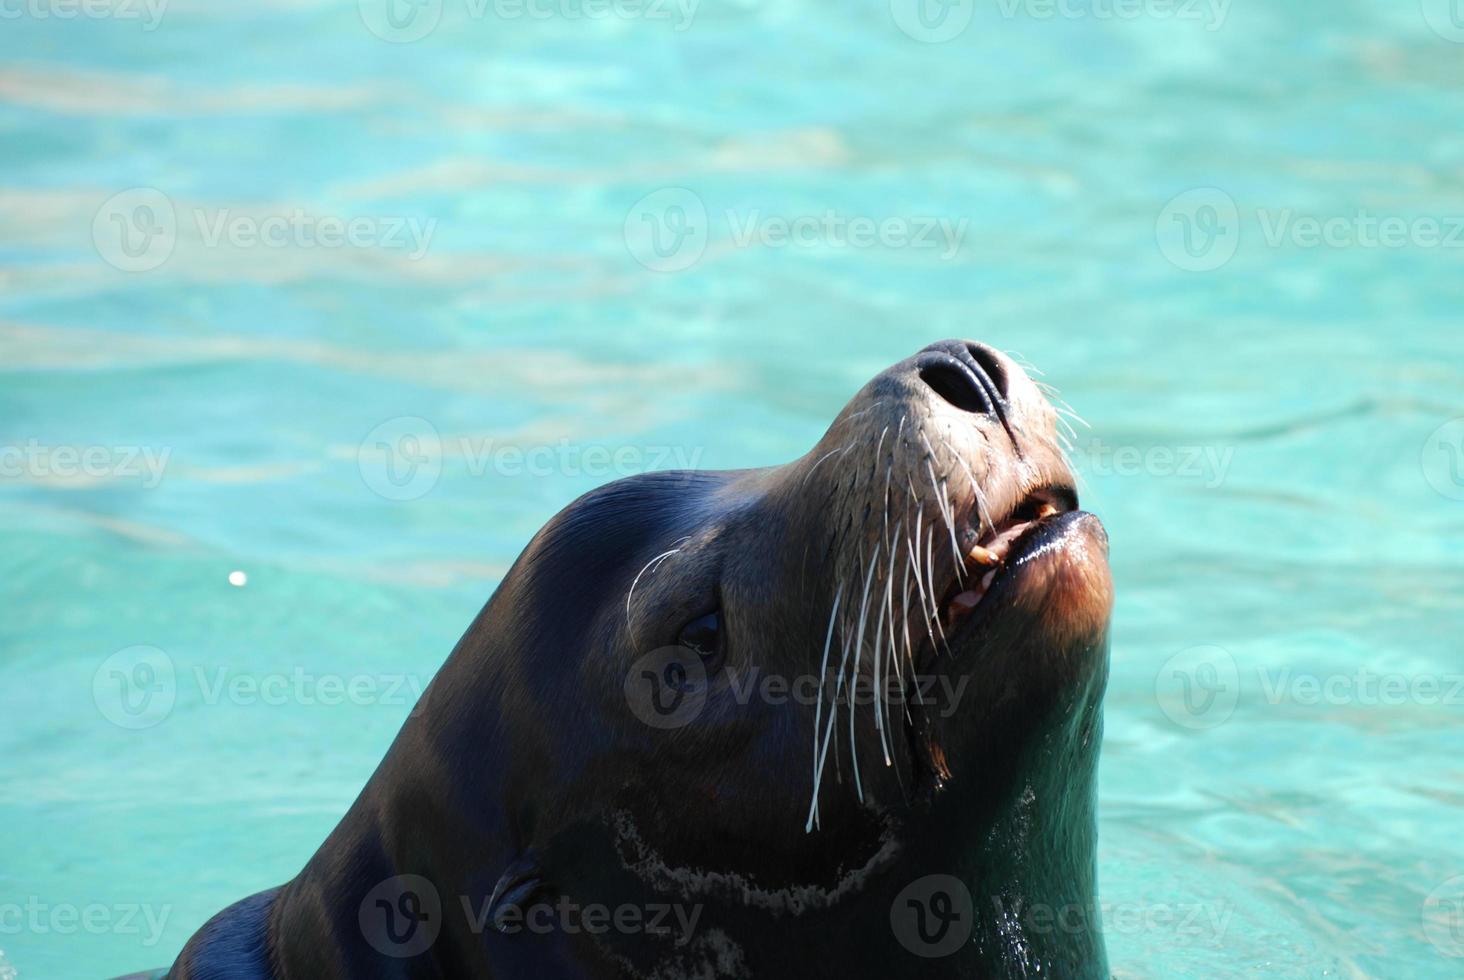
[161,339,1113,979]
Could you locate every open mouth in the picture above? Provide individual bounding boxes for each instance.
[934,484,1078,639]
[899,483,1081,796]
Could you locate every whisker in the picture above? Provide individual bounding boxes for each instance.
[926,524,951,656]
[813,609,854,809]
[625,541,688,630]
[805,581,844,833]
[918,432,964,580]
[1051,398,1090,428]
[837,399,890,428]
[847,541,881,804]
[874,523,901,767]
[1003,348,1045,377]
[942,434,991,537]
[942,476,964,584]
[899,539,917,725]
[800,443,852,489]
[907,519,938,647]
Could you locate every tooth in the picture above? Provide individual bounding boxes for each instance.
[966,544,1000,566]
[1037,503,1058,519]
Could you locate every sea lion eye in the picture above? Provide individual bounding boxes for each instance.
[677,610,722,659]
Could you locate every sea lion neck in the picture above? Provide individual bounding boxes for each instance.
[265,681,522,976]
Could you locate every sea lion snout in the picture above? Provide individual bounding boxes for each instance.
[912,339,1012,417]
[821,338,1058,460]
[763,339,1110,822]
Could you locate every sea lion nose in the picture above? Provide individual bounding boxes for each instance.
[915,340,1010,415]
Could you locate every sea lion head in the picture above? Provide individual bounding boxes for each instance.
[269,339,1113,978]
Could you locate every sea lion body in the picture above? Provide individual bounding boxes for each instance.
[161,340,1114,979]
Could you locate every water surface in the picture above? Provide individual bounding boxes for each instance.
[2,2,1462,976]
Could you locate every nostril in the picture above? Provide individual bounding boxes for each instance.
[966,343,1008,399]
[919,361,993,415]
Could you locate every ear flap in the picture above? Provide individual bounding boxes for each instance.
[487,854,545,933]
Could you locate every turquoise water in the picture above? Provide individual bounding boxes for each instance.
[3,2,1463,977]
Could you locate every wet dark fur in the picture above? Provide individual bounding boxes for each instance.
[161,341,1113,979]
